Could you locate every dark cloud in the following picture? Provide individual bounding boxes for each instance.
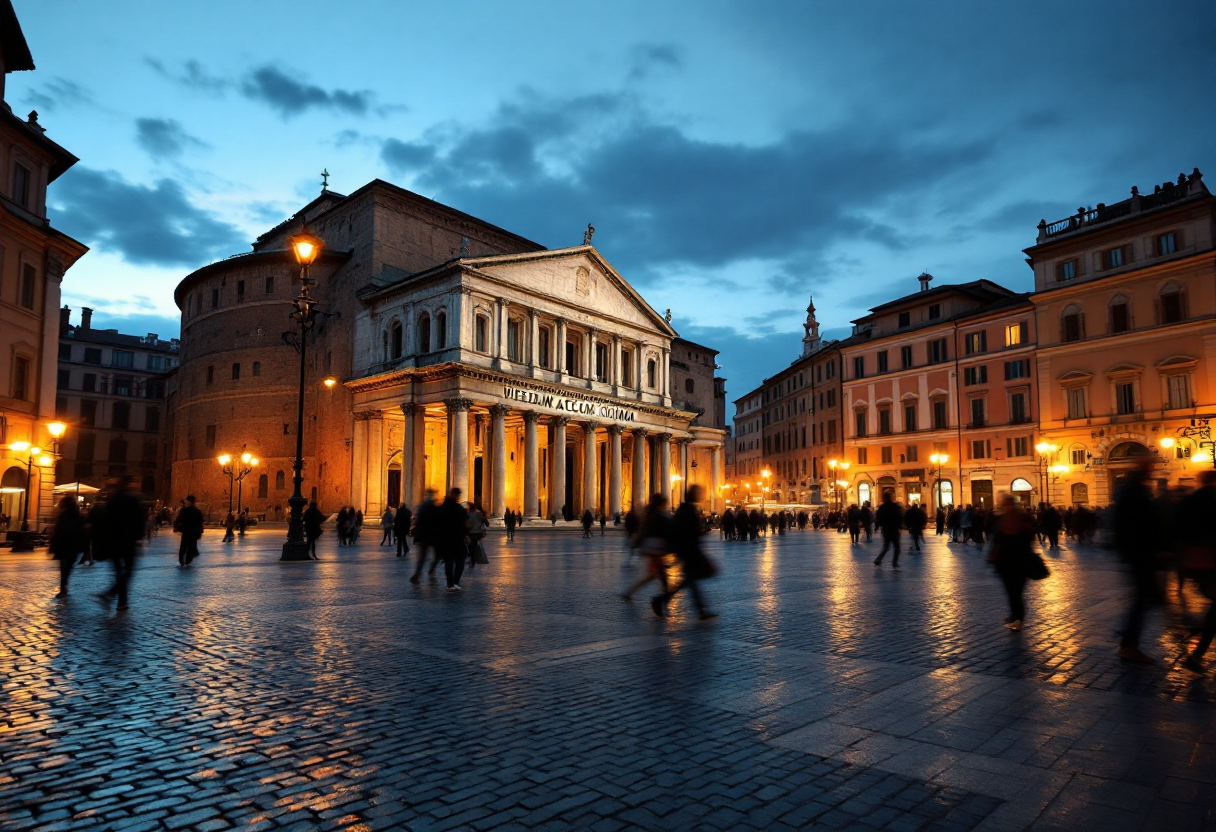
[24,77,92,113]
[145,58,228,94]
[674,320,803,400]
[135,118,209,160]
[240,65,375,118]
[49,167,246,267]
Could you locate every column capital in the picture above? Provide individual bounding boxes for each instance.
[461,286,474,295]
[551,415,571,427]
[444,397,474,413]
[488,403,510,418]
[522,409,541,424]
[401,402,420,417]
[583,420,600,433]
[354,411,376,422]
[676,436,693,446]
[657,432,673,442]
[607,424,625,436]
[632,427,649,438]
[499,298,512,307]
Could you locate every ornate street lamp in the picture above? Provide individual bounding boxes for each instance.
[1035,442,1060,504]
[929,452,949,511]
[760,468,771,514]
[282,230,325,561]
[236,452,259,518]
[217,453,235,514]
[7,439,54,552]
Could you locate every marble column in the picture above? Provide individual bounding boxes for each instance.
[490,404,508,518]
[632,428,648,509]
[523,410,540,519]
[556,318,567,375]
[550,416,568,519]
[366,411,385,515]
[608,425,623,517]
[711,444,723,513]
[400,403,419,507]
[582,421,598,514]
[351,413,369,511]
[676,437,689,506]
[445,398,472,497]
[658,433,673,501]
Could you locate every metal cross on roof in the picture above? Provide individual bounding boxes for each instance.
[321,169,330,190]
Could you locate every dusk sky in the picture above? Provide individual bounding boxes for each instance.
[10,0,1215,397]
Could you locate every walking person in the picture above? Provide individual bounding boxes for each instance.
[1114,459,1163,664]
[935,507,946,536]
[223,510,236,543]
[987,494,1041,631]
[905,503,926,552]
[1178,471,1216,673]
[380,505,395,546]
[93,476,146,612]
[600,511,607,536]
[1041,503,1062,549]
[623,494,672,600]
[49,495,87,598]
[581,508,594,538]
[846,504,861,545]
[504,508,517,543]
[466,505,488,573]
[174,495,204,567]
[872,492,904,568]
[303,500,325,559]
[394,503,412,559]
[438,488,470,592]
[237,508,247,537]
[353,509,364,542]
[860,502,874,543]
[651,485,718,620]
[410,490,440,584]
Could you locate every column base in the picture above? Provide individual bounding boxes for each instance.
[280,541,314,561]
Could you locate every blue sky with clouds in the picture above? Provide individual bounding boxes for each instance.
[9,0,1215,397]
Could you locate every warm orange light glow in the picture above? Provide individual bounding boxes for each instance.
[9,441,31,453]
[289,231,324,266]
[1159,437,1176,449]
[241,452,253,465]
[250,457,259,467]
[323,376,337,388]
[46,421,66,439]
[761,469,771,478]
[38,455,53,467]
[1191,451,1212,465]
[218,453,232,466]
[839,461,850,471]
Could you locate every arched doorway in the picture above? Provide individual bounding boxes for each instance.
[386,452,402,510]
[1,466,26,524]
[876,476,896,502]
[1010,477,1033,507]
[1107,441,1153,498]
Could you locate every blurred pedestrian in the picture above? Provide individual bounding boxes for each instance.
[93,476,146,612]
[846,504,861,544]
[174,495,204,567]
[651,485,717,620]
[861,502,874,543]
[303,501,325,559]
[873,492,904,567]
[905,502,926,551]
[380,506,395,546]
[439,488,470,592]
[1114,459,1163,664]
[354,509,364,542]
[1041,503,1062,548]
[1179,470,1216,673]
[623,494,672,600]
[600,511,607,536]
[410,490,440,584]
[49,495,86,598]
[394,502,412,558]
[466,505,488,573]
[504,508,517,543]
[222,510,236,543]
[987,494,1042,631]
[581,508,594,538]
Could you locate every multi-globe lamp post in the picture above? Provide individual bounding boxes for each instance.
[218,452,259,516]
[929,452,949,511]
[6,421,64,552]
[1035,442,1063,505]
[760,468,771,514]
[282,230,325,561]
[827,459,850,511]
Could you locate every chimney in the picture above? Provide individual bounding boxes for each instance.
[59,305,71,336]
[81,307,93,330]
[917,272,933,292]
[147,333,159,343]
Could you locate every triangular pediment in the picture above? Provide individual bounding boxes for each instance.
[462,246,676,336]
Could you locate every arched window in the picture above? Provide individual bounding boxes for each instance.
[275,470,286,490]
[857,481,871,506]
[258,473,269,499]
[418,312,431,353]
[647,359,657,388]
[390,321,403,359]
[1071,482,1089,506]
[937,480,953,507]
[1061,304,1084,342]
[436,311,447,349]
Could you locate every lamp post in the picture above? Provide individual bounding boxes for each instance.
[218,453,235,514]
[929,453,949,511]
[282,230,324,561]
[235,452,259,517]
[760,468,771,514]
[7,440,55,552]
[1035,442,1059,505]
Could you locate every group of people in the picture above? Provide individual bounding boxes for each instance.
[621,485,719,620]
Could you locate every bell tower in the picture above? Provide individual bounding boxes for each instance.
[802,293,820,356]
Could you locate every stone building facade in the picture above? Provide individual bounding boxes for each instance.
[1030,170,1214,506]
[169,181,727,521]
[55,307,177,499]
[0,2,88,531]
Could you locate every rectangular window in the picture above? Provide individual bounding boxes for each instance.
[113,376,132,397]
[594,342,608,381]
[1157,232,1177,256]
[1008,436,1029,457]
[112,402,130,430]
[906,444,919,462]
[1005,322,1027,347]
[145,407,161,432]
[964,332,987,355]
[1167,374,1191,409]
[205,425,217,448]
[1111,304,1129,333]
[237,279,246,302]
[80,399,98,426]
[565,341,579,377]
[83,348,102,365]
[1059,260,1076,281]
[932,400,948,430]
[970,397,986,427]
[898,311,910,328]
[928,338,948,364]
[621,349,632,386]
[231,363,240,380]
[19,264,36,309]
[147,380,165,399]
[1066,387,1087,420]
[252,361,261,377]
[964,366,987,386]
[538,328,551,369]
[1116,382,1136,415]
[206,365,214,385]
[857,447,868,465]
[1063,314,1081,342]
[475,317,487,352]
[827,389,836,408]
[855,411,867,438]
[881,446,893,464]
[57,368,70,389]
[1161,292,1183,324]
[878,408,891,435]
[13,356,30,400]
[508,319,523,363]
[112,350,134,369]
[877,351,888,373]
[904,404,917,432]
[928,304,941,320]
[1010,392,1028,423]
[147,355,165,371]
[1105,247,1124,269]
[971,439,990,459]
[853,356,865,379]
[211,288,219,308]
[1071,448,1086,465]
[900,345,913,369]
[827,420,837,443]
[82,373,96,392]
[265,276,275,294]
[1004,359,1029,380]
[58,343,71,361]
[12,162,31,208]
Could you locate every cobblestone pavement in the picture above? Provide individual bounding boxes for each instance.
[1,526,1213,831]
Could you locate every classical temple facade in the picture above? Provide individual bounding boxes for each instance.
[169,180,726,521]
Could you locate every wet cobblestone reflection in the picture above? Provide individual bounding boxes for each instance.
[1,528,1213,830]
